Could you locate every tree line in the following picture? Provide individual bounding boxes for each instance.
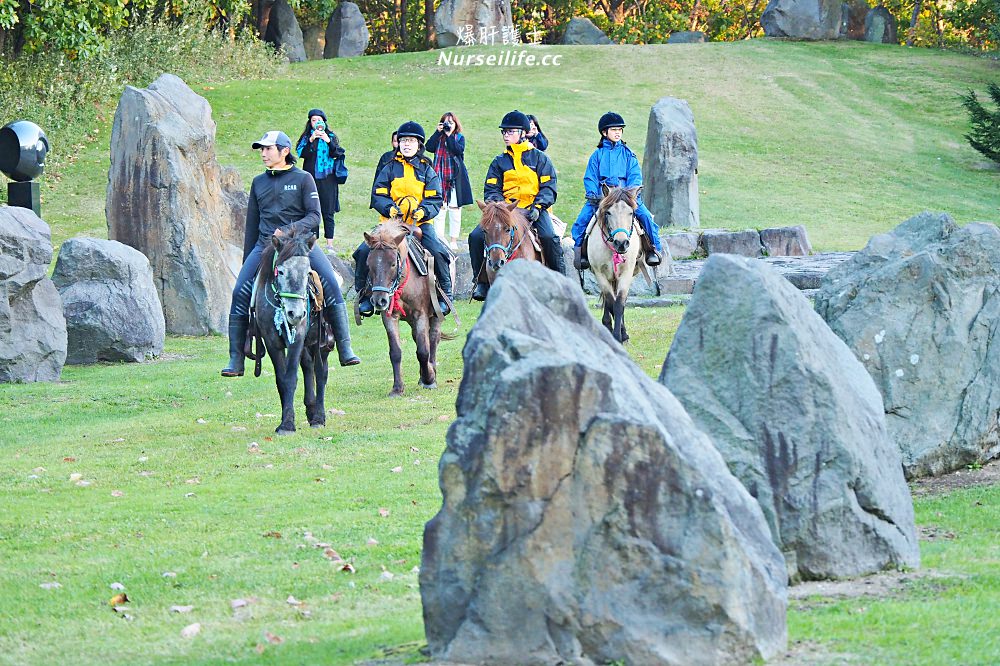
[0,0,996,59]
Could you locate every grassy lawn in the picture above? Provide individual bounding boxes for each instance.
[3,40,1000,664]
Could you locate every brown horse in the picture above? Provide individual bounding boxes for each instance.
[476,200,544,286]
[363,221,453,397]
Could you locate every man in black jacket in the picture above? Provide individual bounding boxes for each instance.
[221,130,360,376]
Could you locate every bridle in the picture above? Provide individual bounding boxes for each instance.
[367,240,410,317]
[484,208,526,265]
[265,248,310,344]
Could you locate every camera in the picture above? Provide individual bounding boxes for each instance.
[442,121,453,133]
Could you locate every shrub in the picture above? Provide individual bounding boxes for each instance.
[961,82,1000,165]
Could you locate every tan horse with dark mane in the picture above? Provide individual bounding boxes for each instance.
[476,200,545,286]
[586,185,642,343]
[362,220,454,396]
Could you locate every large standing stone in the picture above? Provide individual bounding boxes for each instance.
[421,261,787,665]
[661,254,919,580]
[0,206,66,382]
[643,97,699,228]
[815,212,1000,478]
[668,30,706,43]
[107,73,245,335]
[864,6,897,43]
[762,0,844,39]
[700,229,764,257]
[324,2,370,58]
[561,17,612,44]
[761,225,812,256]
[51,238,164,364]
[302,23,326,60]
[264,0,307,62]
[434,0,513,48]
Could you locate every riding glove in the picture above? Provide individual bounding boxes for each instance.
[411,208,426,222]
[388,205,401,218]
[525,207,540,223]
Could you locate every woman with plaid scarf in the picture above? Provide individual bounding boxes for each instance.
[426,112,473,250]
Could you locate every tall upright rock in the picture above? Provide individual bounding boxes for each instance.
[762,0,844,39]
[643,97,700,228]
[435,0,513,47]
[421,261,787,665]
[661,254,919,581]
[106,74,246,335]
[324,2,370,57]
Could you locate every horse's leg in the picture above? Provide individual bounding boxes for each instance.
[429,312,442,370]
[383,313,406,397]
[412,314,436,389]
[601,292,614,333]
[614,290,629,344]
[312,349,330,427]
[268,345,298,434]
[299,345,318,427]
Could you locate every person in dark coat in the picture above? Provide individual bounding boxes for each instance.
[221,130,360,377]
[372,131,398,192]
[295,108,345,251]
[526,114,549,151]
[426,112,473,250]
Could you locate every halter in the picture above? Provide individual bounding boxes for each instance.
[484,217,526,264]
[266,251,310,344]
[367,243,410,317]
[601,208,638,276]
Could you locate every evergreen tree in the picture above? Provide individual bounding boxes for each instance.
[962,82,1000,165]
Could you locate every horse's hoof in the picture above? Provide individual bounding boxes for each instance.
[276,427,295,436]
[420,382,438,390]
[389,390,404,398]
[309,421,326,428]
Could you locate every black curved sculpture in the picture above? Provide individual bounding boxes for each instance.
[0,120,48,215]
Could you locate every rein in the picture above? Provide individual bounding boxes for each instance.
[368,242,411,318]
[265,251,309,345]
[484,218,526,263]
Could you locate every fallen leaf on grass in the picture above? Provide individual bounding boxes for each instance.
[162,572,177,578]
[378,508,390,518]
[63,457,76,462]
[366,538,378,546]
[109,437,125,443]
[315,478,326,483]
[76,480,92,487]
[255,643,266,655]
[196,418,207,424]
[32,467,46,473]
[413,459,421,465]
[185,493,196,498]
[230,598,249,609]
[139,471,155,477]
[180,623,201,638]
[170,605,194,613]
[380,571,395,581]
[39,582,61,590]
[185,477,200,485]
[232,426,247,432]
[327,408,346,416]
[69,473,82,482]
[286,595,301,606]
[109,593,130,607]
[339,562,356,574]
[262,531,282,539]
[110,582,125,591]
[321,464,333,470]
[322,548,341,561]
[111,490,124,497]
[391,466,403,474]
[437,415,449,422]
[409,447,419,453]
[138,456,148,463]
[265,631,283,644]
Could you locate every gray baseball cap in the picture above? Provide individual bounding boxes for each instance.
[252,130,293,150]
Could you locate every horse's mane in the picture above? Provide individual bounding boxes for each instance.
[596,187,638,219]
[367,221,410,249]
[258,224,314,286]
[479,201,525,230]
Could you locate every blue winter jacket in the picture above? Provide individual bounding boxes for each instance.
[583,138,642,199]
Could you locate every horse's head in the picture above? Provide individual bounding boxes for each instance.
[269,226,316,328]
[477,200,522,272]
[598,185,641,256]
[364,222,409,313]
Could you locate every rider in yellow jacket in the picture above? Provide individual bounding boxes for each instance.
[469,110,565,301]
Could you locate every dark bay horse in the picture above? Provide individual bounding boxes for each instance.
[363,221,453,397]
[586,185,642,344]
[252,226,331,434]
[476,200,544,286]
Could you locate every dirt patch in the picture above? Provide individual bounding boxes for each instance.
[910,458,1000,496]
[789,568,953,603]
[767,640,863,666]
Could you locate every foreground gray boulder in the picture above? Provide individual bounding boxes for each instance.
[0,207,66,382]
[421,261,787,665]
[435,0,512,47]
[324,2,369,57]
[643,97,699,228]
[561,17,612,44]
[52,238,164,364]
[816,212,1000,477]
[107,73,245,335]
[762,0,843,39]
[661,254,919,580]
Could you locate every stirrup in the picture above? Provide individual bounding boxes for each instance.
[646,250,661,266]
[358,297,374,317]
[472,283,489,302]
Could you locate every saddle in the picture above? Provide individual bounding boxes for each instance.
[245,269,331,378]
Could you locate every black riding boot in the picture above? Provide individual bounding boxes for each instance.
[435,260,453,316]
[221,314,248,377]
[329,302,361,366]
[353,244,373,317]
[574,241,590,270]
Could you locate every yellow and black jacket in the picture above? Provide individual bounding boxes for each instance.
[370,152,443,224]
[483,141,557,212]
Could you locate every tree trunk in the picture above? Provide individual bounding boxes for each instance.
[425,0,436,48]
[906,0,922,46]
[399,0,408,49]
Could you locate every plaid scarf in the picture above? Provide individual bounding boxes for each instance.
[434,137,454,199]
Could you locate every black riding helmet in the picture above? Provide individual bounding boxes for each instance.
[598,111,626,132]
[499,110,531,132]
[396,120,426,143]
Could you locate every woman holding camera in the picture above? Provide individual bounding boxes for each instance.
[296,108,346,251]
[426,112,472,250]
[526,114,549,151]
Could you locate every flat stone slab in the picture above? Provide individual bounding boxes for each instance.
[661,252,854,294]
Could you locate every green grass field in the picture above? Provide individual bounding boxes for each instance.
[3,40,1000,664]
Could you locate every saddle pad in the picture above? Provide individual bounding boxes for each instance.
[308,271,324,312]
[407,239,429,277]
